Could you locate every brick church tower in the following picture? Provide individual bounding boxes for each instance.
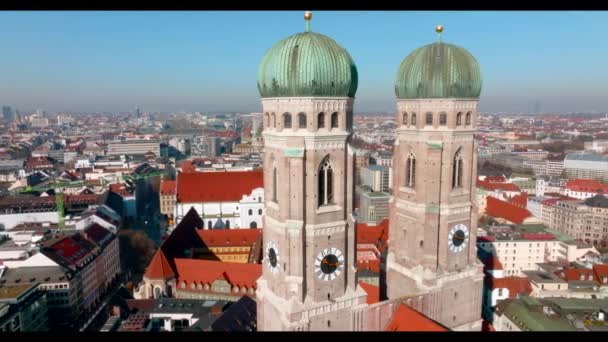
[255,12,368,331]
[385,26,485,331]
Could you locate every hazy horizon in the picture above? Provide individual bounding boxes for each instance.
[2,11,608,114]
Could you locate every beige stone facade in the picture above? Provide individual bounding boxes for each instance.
[256,97,368,331]
[386,99,484,330]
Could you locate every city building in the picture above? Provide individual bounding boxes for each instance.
[255,14,368,331]
[159,180,177,220]
[386,26,486,330]
[564,179,608,200]
[360,165,392,193]
[135,209,261,301]
[584,140,608,153]
[551,195,608,245]
[174,170,264,229]
[107,139,161,157]
[358,191,390,225]
[563,153,608,182]
[0,283,48,332]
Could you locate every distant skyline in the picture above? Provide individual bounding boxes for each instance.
[1,11,608,114]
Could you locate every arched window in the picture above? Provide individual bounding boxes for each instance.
[226,220,230,229]
[318,157,334,207]
[411,113,417,125]
[439,113,447,125]
[331,112,339,129]
[283,113,292,129]
[402,112,408,125]
[180,282,186,289]
[405,152,416,188]
[154,287,161,299]
[258,209,262,215]
[248,209,253,216]
[425,112,433,125]
[271,113,276,128]
[265,113,269,128]
[250,221,258,229]
[298,113,307,128]
[466,112,471,125]
[207,221,212,229]
[452,149,464,188]
[456,112,463,126]
[272,165,278,203]
[318,112,325,129]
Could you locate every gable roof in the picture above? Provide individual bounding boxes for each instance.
[477,179,521,192]
[485,196,532,224]
[386,304,449,331]
[160,180,176,196]
[487,277,533,298]
[144,249,175,280]
[174,259,261,289]
[197,229,261,248]
[176,170,263,203]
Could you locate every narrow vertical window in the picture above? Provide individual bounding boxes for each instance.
[402,112,408,125]
[452,149,464,189]
[331,112,339,129]
[456,112,462,126]
[283,113,292,128]
[411,113,416,125]
[298,113,306,128]
[318,157,333,207]
[271,113,276,128]
[466,112,471,125]
[426,112,433,125]
[318,112,325,129]
[272,166,277,202]
[405,152,416,188]
[439,113,447,125]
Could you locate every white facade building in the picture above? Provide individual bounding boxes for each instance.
[174,170,264,229]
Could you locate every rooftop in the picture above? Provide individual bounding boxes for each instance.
[0,283,35,301]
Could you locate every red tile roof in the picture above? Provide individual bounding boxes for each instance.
[487,277,532,298]
[181,160,196,173]
[565,179,608,194]
[176,170,263,203]
[160,180,176,195]
[477,179,521,192]
[359,282,380,305]
[197,229,261,248]
[557,268,595,282]
[521,233,555,241]
[508,192,528,208]
[485,176,506,183]
[386,304,449,332]
[593,264,608,285]
[477,235,496,242]
[144,249,175,279]
[174,258,261,289]
[357,219,389,253]
[485,196,532,224]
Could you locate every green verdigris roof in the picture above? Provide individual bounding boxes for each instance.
[257,32,358,98]
[395,42,482,99]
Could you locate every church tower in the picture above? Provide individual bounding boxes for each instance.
[256,12,368,331]
[386,26,484,331]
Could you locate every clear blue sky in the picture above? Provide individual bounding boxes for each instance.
[1,11,607,114]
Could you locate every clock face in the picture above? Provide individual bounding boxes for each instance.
[265,241,280,274]
[448,224,469,253]
[315,247,344,281]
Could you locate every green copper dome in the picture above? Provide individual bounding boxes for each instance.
[257,32,358,98]
[395,42,482,99]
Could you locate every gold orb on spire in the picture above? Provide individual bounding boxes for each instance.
[435,25,444,33]
[304,11,312,21]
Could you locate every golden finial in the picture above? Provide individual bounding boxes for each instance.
[304,11,312,32]
[436,25,443,43]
